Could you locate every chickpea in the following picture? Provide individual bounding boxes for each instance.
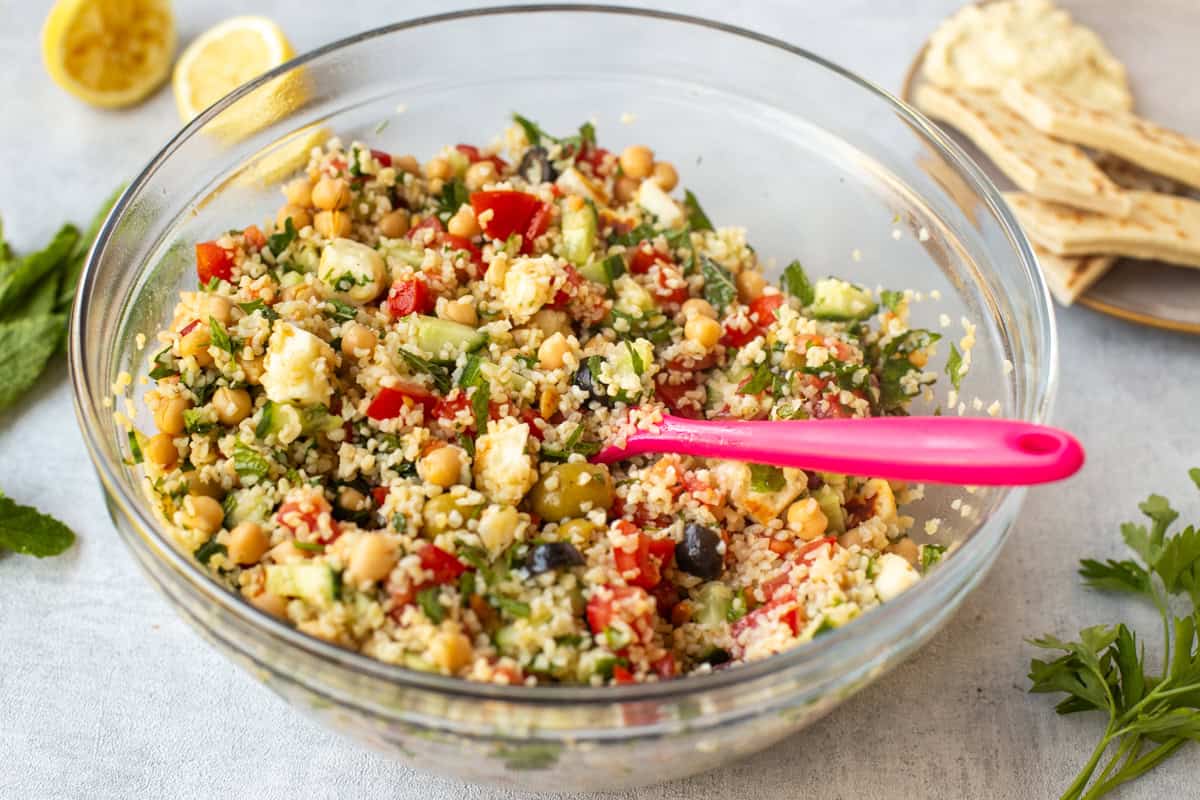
[651,161,679,191]
[538,387,559,420]
[531,309,571,338]
[311,176,350,210]
[680,297,717,320]
[199,294,234,326]
[227,522,269,565]
[184,494,224,534]
[212,387,252,426]
[419,446,463,489]
[145,433,178,468]
[440,297,477,327]
[340,323,378,357]
[313,210,351,238]
[183,469,224,499]
[619,145,654,179]
[429,630,473,673]
[613,175,640,204]
[393,154,420,175]
[684,316,722,349]
[348,533,397,584]
[154,395,190,436]
[178,326,212,366]
[908,349,929,369]
[464,161,498,191]
[424,156,452,181]
[239,355,264,385]
[447,206,480,238]
[250,589,289,618]
[378,208,410,238]
[277,204,312,232]
[537,332,570,370]
[885,537,920,566]
[786,497,829,541]
[838,528,867,550]
[530,463,614,522]
[337,486,368,512]
[283,177,313,208]
[280,282,321,303]
[736,270,766,303]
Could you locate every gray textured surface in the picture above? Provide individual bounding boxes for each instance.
[1,1,1197,798]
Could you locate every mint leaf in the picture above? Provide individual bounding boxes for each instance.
[880,289,904,312]
[0,493,75,557]
[748,463,785,493]
[233,443,272,481]
[268,217,298,256]
[700,255,736,313]
[399,348,451,394]
[780,260,814,306]
[209,317,238,354]
[945,343,965,391]
[238,299,279,321]
[0,314,66,412]
[512,113,547,147]
[683,190,713,231]
[0,225,78,317]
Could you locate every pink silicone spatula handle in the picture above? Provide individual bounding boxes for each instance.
[594,415,1084,486]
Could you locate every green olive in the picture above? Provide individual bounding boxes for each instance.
[422,493,483,537]
[558,518,600,547]
[530,463,614,522]
[183,470,225,500]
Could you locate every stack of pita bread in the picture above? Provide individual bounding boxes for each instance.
[913,1,1200,306]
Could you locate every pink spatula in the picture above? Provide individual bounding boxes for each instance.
[593,414,1084,486]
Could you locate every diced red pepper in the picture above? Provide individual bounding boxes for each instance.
[440,233,482,264]
[407,215,445,242]
[418,543,469,584]
[586,584,649,634]
[749,293,785,327]
[195,241,234,283]
[797,536,837,563]
[523,202,554,253]
[385,277,433,318]
[243,225,267,251]
[366,383,437,420]
[549,264,583,308]
[612,523,674,589]
[629,242,669,275]
[469,190,547,242]
[370,149,392,167]
[275,495,339,543]
[732,596,803,641]
[574,144,613,177]
[371,487,389,506]
[456,144,508,171]
[652,263,690,306]
[612,665,636,684]
[651,653,677,680]
[721,319,763,348]
[178,319,200,338]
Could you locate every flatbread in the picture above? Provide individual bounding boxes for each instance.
[1001,81,1200,192]
[1005,191,1200,269]
[915,85,1131,217]
[923,0,1132,112]
[1092,152,1193,197]
[1032,245,1115,305]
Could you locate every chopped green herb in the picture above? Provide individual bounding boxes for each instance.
[921,544,947,570]
[0,493,76,557]
[238,299,279,321]
[293,540,325,553]
[436,178,470,221]
[182,408,213,434]
[700,255,737,313]
[512,113,547,147]
[391,513,408,533]
[492,595,531,618]
[749,463,786,493]
[417,586,446,623]
[781,260,815,306]
[128,430,144,464]
[267,217,297,256]
[233,443,271,481]
[739,362,773,395]
[208,317,238,354]
[255,400,276,438]
[458,353,483,388]
[540,423,602,462]
[326,298,357,323]
[683,189,713,231]
[470,380,491,436]
[880,289,904,312]
[193,536,226,565]
[398,348,451,394]
[625,341,644,376]
[946,343,966,391]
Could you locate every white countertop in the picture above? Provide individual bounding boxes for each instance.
[2,1,1197,797]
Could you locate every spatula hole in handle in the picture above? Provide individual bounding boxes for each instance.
[1015,431,1061,455]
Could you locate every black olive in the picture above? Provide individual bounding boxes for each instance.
[572,356,610,406]
[517,146,557,184]
[700,647,732,666]
[526,541,585,574]
[675,523,723,580]
[805,471,824,491]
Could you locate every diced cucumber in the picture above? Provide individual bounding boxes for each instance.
[561,201,597,266]
[265,563,336,607]
[379,238,425,265]
[693,582,733,627]
[611,274,654,316]
[412,315,486,360]
[495,624,521,655]
[809,278,878,321]
[814,484,846,534]
[578,253,624,286]
[604,625,633,650]
[447,148,471,178]
[223,488,272,527]
[599,339,652,403]
[479,359,533,396]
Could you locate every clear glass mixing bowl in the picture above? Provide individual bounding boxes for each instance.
[68,6,1055,791]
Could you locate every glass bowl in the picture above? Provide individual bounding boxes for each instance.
[68,6,1055,791]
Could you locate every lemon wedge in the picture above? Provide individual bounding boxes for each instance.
[172,16,295,123]
[42,0,176,109]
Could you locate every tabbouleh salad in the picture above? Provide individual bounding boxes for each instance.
[132,115,954,686]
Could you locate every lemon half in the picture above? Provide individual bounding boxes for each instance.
[42,0,176,109]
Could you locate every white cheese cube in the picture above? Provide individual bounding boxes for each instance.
[261,322,336,407]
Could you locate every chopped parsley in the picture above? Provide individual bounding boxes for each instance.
[781,260,814,306]
[193,535,226,565]
[267,217,297,256]
[683,189,713,231]
[700,255,737,313]
[208,316,238,354]
[946,343,966,391]
[398,348,451,394]
[238,299,279,321]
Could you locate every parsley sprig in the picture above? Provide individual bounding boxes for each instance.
[1028,469,1200,799]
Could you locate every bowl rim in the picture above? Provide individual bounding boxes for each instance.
[69,3,1056,704]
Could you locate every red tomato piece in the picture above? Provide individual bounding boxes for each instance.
[407,215,445,242]
[652,653,677,680]
[653,264,690,306]
[749,293,785,327]
[796,536,837,564]
[612,665,636,684]
[548,263,583,308]
[522,202,554,253]
[366,383,436,420]
[371,487,389,507]
[370,149,392,167]
[586,584,646,634]
[195,241,234,283]
[721,320,763,348]
[275,495,339,543]
[178,319,200,337]
[629,242,670,275]
[654,376,701,418]
[440,233,482,264]
[456,144,508,171]
[243,225,267,251]
[613,525,673,589]
[469,190,546,242]
[432,393,471,423]
[418,543,469,584]
[385,277,432,318]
